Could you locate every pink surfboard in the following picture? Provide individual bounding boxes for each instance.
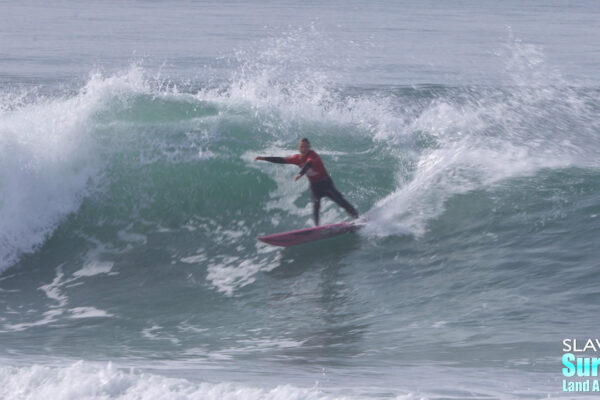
[257,221,364,247]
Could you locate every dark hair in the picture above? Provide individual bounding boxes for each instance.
[299,138,310,145]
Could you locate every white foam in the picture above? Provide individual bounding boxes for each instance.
[206,253,282,296]
[2,309,64,333]
[0,361,352,400]
[117,225,148,245]
[180,252,207,264]
[68,307,113,319]
[0,65,152,272]
[2,259,119,332]
[39,268,69,307]
[142,325,180,345]
[364,137,570,237]
[73,260,114,277]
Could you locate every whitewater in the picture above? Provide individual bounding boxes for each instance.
[1,1,600,399]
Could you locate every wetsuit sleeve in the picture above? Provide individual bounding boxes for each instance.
[262,157,286,164]
[298,161,313,176]
[284,154,303,167]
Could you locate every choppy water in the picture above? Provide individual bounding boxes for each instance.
[1,1,600,399]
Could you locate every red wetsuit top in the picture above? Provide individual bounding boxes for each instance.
[285,150,329,183]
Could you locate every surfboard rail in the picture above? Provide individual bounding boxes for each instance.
[257,221,364,247]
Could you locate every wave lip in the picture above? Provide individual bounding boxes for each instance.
[0,67,152,272]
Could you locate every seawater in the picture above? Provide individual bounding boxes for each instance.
[1,1,600,399]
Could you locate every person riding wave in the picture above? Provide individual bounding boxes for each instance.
[255,138,359,226]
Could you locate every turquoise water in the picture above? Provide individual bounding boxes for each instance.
[1,1,600,399]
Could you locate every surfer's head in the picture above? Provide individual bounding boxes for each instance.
[298,138,311,156]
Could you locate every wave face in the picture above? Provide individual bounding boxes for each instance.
[1,11,600,400]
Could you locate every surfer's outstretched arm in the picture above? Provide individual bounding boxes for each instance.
[255,156,286,164]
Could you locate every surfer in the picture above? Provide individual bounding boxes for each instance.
[255,138,359,226]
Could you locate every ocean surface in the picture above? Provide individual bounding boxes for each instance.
[1,1,600,399]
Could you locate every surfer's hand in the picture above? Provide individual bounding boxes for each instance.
[255,156,264,161]
[294,174,302,181]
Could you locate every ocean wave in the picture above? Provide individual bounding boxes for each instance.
[0,361,355,400]
[0,38,598,294]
